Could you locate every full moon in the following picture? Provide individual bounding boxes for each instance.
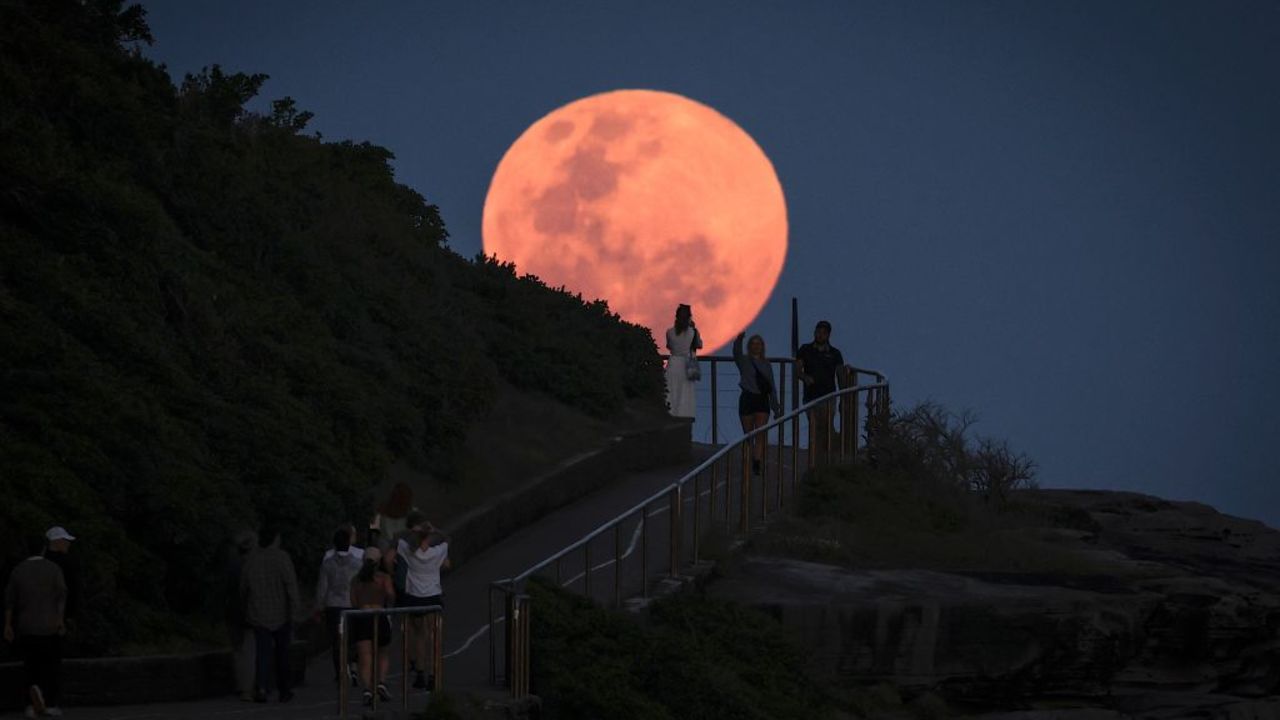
[482,89,787,353]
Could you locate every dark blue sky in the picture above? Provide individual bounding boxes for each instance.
[141,1,1279,525]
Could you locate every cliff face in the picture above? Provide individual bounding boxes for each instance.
[714,490,1280,719]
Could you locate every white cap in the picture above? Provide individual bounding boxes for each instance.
[46,526,76,542]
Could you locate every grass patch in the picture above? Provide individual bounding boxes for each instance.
[755,464,1114,575]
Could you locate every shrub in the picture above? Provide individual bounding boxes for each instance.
[529,578,834,720]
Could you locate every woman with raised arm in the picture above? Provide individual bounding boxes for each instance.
[733,332,781,475]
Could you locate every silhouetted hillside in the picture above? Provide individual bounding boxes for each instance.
[0,0,663,653]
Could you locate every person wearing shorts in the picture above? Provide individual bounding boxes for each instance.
[349,547,394,706]
[396,527,449,689]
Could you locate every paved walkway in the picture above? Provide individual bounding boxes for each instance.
[14,440,820,719]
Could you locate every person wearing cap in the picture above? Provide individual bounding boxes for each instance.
[5,531,68,717]
[796,320,850,465]
[349,546,395,706]
[42,527,79,640]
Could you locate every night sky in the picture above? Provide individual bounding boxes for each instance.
[140,2,1279,526]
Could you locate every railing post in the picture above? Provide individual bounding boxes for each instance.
[371,615,380,711]
[776,421,785,508]
[338,611,348,718]
[692,472,701,564]
[504,590,514,690]
[403,614,411,710]
[723,456,731,530]
[850,385,861,461]
[614,523,622,608]
[791,413,800,496]
[708,459,717,530]
[432,610,444,692]
[668,484,681,577]
[760,430,768,522]
[510,595,530,698]
[641,504,649,597]
[710,359,719,445]
[584,541,591,598]
[739,442,751,533]
[488,588,496,686]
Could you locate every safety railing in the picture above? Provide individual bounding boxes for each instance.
[487,378,890,696]
[663,355,886,446]
[337,605,443,718]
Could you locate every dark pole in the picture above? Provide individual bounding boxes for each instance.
[790,297,799,411]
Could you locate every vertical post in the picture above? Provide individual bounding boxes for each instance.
[692,472,701,564]
[710,359,719,445]
[338,611,348,718]
[504,591,514,690]
[791,413,800,495]
[488,589,496,686]
[776,421,785,508]
[722,456,731,531]
[850,385,861,461]
[760,431,768,522]
[510,595,530,698]
[777,362,787,504]
[740,442,751,533]
[403,614,410,710]
[614,523,622,608]
[668,485,681,577]
[432,611,444,692]
[708,458,716,529]
[584,542,591,598]
[371,612,380,712]
[790,297,800,411]
[807,406,816,469]
[826,397,833,463]
[641,504,649,597]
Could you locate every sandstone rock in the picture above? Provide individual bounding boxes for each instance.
[714,489,1280,718]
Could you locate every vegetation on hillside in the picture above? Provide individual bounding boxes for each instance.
[529,578,835,720]
[0,0,663,654]
[753,403,1111,574]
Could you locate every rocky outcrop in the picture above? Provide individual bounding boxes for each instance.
[713,490,1280,719]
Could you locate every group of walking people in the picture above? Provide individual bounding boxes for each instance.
[227,482,449,708]
[664,304,852,470]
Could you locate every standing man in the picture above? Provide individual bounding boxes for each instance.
[240,524,301,703]
[4,531,68,718]
[796,320,849,465]
[42,527,79,652]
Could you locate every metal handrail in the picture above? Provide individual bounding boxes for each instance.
[494,381,886,586]
[488,379,890,694]
[337,605,443,718]
[660,354,885,444]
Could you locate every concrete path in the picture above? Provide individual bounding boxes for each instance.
[15,440,814,719]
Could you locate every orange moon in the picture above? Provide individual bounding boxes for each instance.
[482,89,787,352]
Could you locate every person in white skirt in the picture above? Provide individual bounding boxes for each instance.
[665,304,702,418]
